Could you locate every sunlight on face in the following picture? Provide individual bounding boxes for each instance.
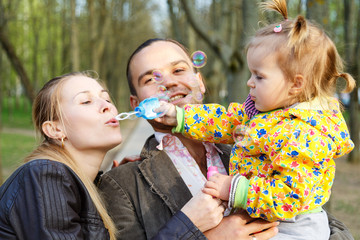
[246,46,292,112]
[130,41,206,108]
[59,76,122,152]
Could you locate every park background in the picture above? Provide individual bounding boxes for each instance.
[0,0,359,238]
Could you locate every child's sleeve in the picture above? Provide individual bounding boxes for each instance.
[173,103,246,144]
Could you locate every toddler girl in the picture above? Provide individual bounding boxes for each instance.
[155,0,355,239]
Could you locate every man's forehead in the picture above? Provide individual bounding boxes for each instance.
[131,42,190,76]
[138,42,188,63]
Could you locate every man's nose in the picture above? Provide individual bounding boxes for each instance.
[161,74,177,87]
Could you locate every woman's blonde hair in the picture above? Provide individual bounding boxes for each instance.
[25,72,117,240]
[248,0,356,105]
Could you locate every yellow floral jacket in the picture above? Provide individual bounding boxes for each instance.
[182,99,354,221]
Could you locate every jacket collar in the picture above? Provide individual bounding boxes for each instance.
[138,135,192,214]
[137,134,231,214]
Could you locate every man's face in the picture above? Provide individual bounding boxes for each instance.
[129,41,205,110]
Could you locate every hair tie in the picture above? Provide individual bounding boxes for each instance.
[274,24,282,33]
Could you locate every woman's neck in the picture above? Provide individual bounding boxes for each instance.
[67,147,106,181]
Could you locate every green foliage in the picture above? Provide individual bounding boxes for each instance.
[0,132,36,182]
[1,97,33,129]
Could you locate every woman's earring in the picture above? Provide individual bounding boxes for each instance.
[61,136,65,148]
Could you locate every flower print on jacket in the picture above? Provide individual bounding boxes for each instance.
[182,98,354,221]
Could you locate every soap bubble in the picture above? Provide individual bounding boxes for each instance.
[232,125,247,144]
[158,85,167,92]
[152,70,163,83]
[193,91,204,102]
[188,76,199,87]
[191,51,207,68]
[156,85,170,101]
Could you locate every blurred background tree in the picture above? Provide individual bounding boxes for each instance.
[0,0,359,174]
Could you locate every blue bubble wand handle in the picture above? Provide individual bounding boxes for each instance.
[115,97,163,121]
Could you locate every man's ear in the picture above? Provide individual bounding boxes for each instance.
[42,120,64,140]
[289,74,304,95]
[130,95,140,110]
[196,72,206,94]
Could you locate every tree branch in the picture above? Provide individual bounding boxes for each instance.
[179,0,232,66]
[0,26,35,103]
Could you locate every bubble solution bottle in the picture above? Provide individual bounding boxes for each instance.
[134,97,163,120]
[115,97,164,121]
[207,166,219,180]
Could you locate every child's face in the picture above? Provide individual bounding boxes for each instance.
[246,46,293,112]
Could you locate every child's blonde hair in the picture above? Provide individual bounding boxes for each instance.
[248,0,355,105]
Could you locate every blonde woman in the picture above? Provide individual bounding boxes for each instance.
[0,72,121,239]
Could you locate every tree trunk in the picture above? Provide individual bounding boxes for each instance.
[0,53,3,185]
[344,0,360,164]
[70,0,80,71]
[306,0,330,30]
[0,27,35,103]
[167,0,182,41]
[179,0,259,104]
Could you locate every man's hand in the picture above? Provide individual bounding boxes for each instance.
[204,210,279,240]
[112,155,142,168]
[181,191,226,232]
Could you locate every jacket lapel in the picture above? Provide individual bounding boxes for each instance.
[138,135,193,214]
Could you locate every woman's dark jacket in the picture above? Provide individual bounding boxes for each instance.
[0,159,109,240]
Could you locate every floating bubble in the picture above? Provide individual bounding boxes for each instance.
[188,75,199,87]
[191,51,207,68]
[158,85,167,92]
[193,91,204,102]
[152,70,163,83]
[232,125,247,144]
[155,85,170,101]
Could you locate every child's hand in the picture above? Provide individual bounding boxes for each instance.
[153,101,177,126]
[202,173,233,201]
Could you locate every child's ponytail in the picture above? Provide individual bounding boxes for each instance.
[260,0,288,20]
[288,16,309,52]
[338,72,356,93]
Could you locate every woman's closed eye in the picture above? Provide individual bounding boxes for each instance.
[81,100,91,104]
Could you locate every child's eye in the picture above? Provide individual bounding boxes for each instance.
[81,101,91,104]
[255,75,263,80]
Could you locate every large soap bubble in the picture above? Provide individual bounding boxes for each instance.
[191,50,207,68]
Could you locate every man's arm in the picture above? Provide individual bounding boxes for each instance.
[328,211,354,240]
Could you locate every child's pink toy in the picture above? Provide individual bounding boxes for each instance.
[207,166,219,180]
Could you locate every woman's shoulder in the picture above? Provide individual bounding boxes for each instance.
[15,159,76,180]
[1,159,80,199]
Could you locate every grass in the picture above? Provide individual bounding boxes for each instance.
[1,97,35,183]
[0,132,36,182]
[1,96,33,129]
